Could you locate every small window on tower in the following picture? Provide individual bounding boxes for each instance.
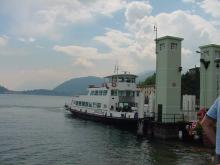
[203,50,209,56]
[159,43,165,51]
[216,51,220,59]
[171,43,177,49]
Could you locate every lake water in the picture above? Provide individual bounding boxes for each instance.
[0,94,213,165]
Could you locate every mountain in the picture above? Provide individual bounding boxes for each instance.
[53,76,104,96]
[21,89,61,96]
[0,85,9,94]
[136,70,155,83]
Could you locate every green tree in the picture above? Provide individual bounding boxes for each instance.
[138,73,156,86]
[181,68,200,101]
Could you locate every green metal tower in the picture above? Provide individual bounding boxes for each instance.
[155,36,183,122]
[199,44,220,109]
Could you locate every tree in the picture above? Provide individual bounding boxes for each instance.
[138,73,156,87]
[181,68,200,100]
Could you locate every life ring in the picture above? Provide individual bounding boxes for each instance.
[112,82,116,87]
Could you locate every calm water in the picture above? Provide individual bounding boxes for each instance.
[0,94,213,165]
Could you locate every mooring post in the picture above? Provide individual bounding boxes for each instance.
[137,92,144,136]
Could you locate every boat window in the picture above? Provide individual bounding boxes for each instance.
[103,104,107,108]
[93,102,97,108]
[79,101,82,106]
[112,77,117,82]
[126,78,131,83]
[97,103,101,108]
[111,90,117,96]
[118,91,126,96]
[136,91,140,96]
[85,102,88,107]
[89,102,92,107]
[131,78,135,83]
[95,90,98,96]
[118,77,124,82]
[126,91,134,96]
[103,90,107,96]
[90,91,94,95]
[99,90,102,96]
[82,102,85,106]
[124,103,128,107]
[119,103,123,108]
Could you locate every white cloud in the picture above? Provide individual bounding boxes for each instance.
[5,0,127,39]
[0,36,8,46]
[53,45,111,60]
[125,1,152,24]
[53,45,113,68]
[89,0,127,17]
[182,0,196,3]
[74,58,94,68]
[94,29,133,50]
[200,0,220,18]
[18,37,36,43]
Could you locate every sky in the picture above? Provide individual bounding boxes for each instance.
[0,0,220,90]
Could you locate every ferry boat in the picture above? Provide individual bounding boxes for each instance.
[65,72,145,128]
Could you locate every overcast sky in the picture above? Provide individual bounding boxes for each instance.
[0,0,220,90]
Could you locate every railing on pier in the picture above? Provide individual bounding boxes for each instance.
[153,113,185,123]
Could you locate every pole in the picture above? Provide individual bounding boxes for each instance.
[137,92,144,136]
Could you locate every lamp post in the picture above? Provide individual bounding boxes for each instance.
[215,57,220,97]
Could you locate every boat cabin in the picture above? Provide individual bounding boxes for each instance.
[104,72,137,85]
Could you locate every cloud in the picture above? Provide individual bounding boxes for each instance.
[0,36,8,46]
[53,45,111,60]
[53,45,113,68]
[74,58,94,68]
[125,1,152,24]
[182,0,196,3]
[94,29,133,50]
[18,37,36,43]
[94,28,155,72]
[200,0,220,18]
[4,0,127,39]
[89,0,127,17]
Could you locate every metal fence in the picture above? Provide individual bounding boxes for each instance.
[153,113,185,123]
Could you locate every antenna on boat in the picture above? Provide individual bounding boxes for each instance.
[114,62,119,75]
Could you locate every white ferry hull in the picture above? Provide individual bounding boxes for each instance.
[67,106,139,129]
